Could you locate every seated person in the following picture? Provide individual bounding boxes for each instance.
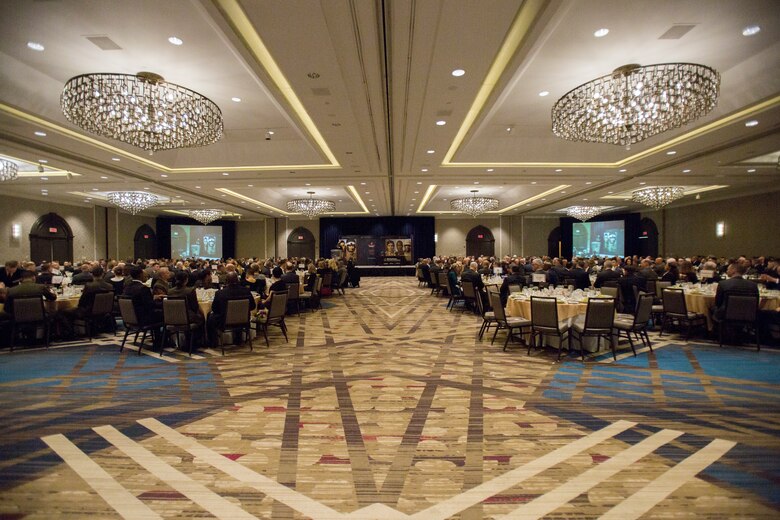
[59,266,114,338]
[713,262,759,321]
[207,272,256,347]
[499,265,525,307]
[152,267,172,301]
[660,261,679,283]
[1,269,56,319]
[594,260,620,288]
[167,271,205,326]
[71,263,95,285]
[679,260,699,283]
[0,260,21,289]
[569,260,591,290]
[122,265,162,328]
[36,262,54,285]
[617,265,645,314]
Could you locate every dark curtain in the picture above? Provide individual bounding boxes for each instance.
[319,217,435,260]
[156,218,236,259]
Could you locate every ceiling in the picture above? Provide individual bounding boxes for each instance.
[1,0,778,221]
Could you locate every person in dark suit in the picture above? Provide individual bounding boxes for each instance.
[0,260,21,289]
[594,260,620,288]
[122,265,160,327]
[59,266,114,338]
[638,259,659,282]
[499,265,525,307]
[2,269,56,317]
[569,261,591,290]
[168,271,205,326]
[36,262,54,285]
[71,263,94,285]
[280,263,300,285]
[420,259,432,286]
[617,265,645,314]
[713,262,759,320]
[660,261,679,283]
[207,272,256,347]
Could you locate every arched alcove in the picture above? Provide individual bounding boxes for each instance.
[134,224,157,260]
[466,225,495,257]
[29,213,74,263]
[547,226,562,258]
[638,217,659,258]
[287,226,316,260]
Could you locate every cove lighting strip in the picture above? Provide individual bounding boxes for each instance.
[415,184,571,214]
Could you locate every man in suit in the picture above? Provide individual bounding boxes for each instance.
[207,272,256,347]
[420,258,432,286]
[499,265,525,307]
[2,269,56,317]
[59,266,114,338]
[280,262,300,285]
[551,258,569,280]
[594,260,621,288]
[713,262,759,320]
[617,265,645,314]
[122,265,160,327]
[460,261,486,309]
[569,260,591,290]
[0,260,21,289]
[71,263,94,285]
[638,259,659,282]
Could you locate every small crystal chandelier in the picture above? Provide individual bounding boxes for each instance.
[450,190,499,217]
[566,206,605,221]
[106,191,159,215]
[0,158,18,182]
[631,186,685,209]
[286,191,335,219]
[187,209,224,225]
[61,72,223,152]
[552,63,720,146]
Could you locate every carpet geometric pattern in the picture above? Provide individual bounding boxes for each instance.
[0,278,778,518]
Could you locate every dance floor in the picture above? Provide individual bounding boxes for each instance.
[1,278,779,519]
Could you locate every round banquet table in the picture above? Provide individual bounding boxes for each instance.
[0,296,79,314]
[198,295,263,317]
[684,291,779,331]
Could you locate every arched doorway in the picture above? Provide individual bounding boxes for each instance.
[287,227,315,260]
[547,226,562,258]
[29,213,73,263]
[134,224,157,260]
[466,225,495,257]
[638,218,659,258]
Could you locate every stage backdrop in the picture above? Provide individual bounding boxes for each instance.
[320,217,434,265]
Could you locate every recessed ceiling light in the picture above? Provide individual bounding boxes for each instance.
[683,169,691,173]
[160,174,168,178]
[195,185,201,189]
[40,177,48,181]
[666,150,677,155]
[555,168,562,172]
[639,182,647,185]
[538,91,549,97]
[619,169,627,173]
[742,25,761,36]
[305,183,311,186]
[168,36,183,45]
[365,192,370,194]
[231,97,241,103]
[416,182,422,185]
[594,28,609,38]
[91,188,99,191]
[222,172,229,176]
[608,191,614,194]
[368,199,373,202]
[221,194,226,197]
[100,176,108,179]
[745,120,759,127]
[360,182,366,185]
[560,191,566,193]
[451,69,465,77]
[38,159,48,164]
[436,120,446,126]
[34,131,46,137]
[267,130,275,135]
[585,181,592,185]
[541,198,546,201]
[583,198,588,201]
[247,184,253,187]
[414,191,419,194]
[427,149,435,154]
[111,157,120,161]
[747,168,756,173]
[531,181,537,184]
[474,182,479,185]
[27,41,44,51]
[487,168,494,172]
[421,168,428,172]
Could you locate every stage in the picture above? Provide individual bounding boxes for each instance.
[354,265,416,277]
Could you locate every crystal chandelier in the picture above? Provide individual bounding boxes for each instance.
[286,192,335,218]
[61,72,223,152]
[450,190,499,217]
[566,206,605,221]
[552,63,720,146]
[631,186,685,209]
[0,158,18,182]
[187,209,224,225]
[106,191,159,215]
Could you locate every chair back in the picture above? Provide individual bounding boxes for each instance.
[12,297,45,323]
[530,297,559,329]
[584,298,615,331]
[91,291,115,316]
[268,292,288,320]
[287,283,300,301]
[600,286,619,298]
[563,278,576,289]
[486,285,500,296]
[313,275,323,294]
[634,293,654,325]
[461,280,476,299]
[508,284,522,294]
[322,272,332,288]
[437,271,448,290]
[656,281,672,298]
[724,294,758,323]
[224,299,250,327]
[646,279,657,298]
[489,291,506,322]
[163,298,190,326]
[118,298,139,327]
[662,288,687,315]
[429,273,439,289]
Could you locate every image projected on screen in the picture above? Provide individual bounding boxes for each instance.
[572,220,625,257]
[170,225,223,259]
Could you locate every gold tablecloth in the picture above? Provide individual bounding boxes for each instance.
[684,292,779,330]
[0,296,79,314]
[198,295,263,317]
[505,298,587,321]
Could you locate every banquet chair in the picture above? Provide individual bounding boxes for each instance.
[508,284,522,294]
[569,298,616,361]
[651,281,671,325]
[429,272,441,296]
[488,292,531,351]
[437,272,450,297]
[10,297,51,351]
[300,275,322,311]
[659,288,706,340]
[714,294,760,350]
[416,267,425,287]
[333,270,348,295]
[217,299,252,355]
[600,286,619,298]
[460,280,479,314]
[613,293,654,356]
[161,298,201,357]
[475,290,496,340]
[286,283,302,314]
[529,297,570,359]
[74,291,116,340]
[118,298,162,356]
[254,291,288,347]
[563,277,577,289]
[321,272,333,295]
[447,278,465,311]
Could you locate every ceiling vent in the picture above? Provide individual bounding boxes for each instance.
[85,36,122,50]
[311,87,331,96]
[658,24,697,40]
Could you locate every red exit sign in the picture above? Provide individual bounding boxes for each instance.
[49,227,58,233]
[298,235,304,240]
[477,234,484,239]
[144,234,150,239]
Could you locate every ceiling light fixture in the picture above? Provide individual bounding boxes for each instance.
[450,190,499,217]
[451,69,465,77]
[0,159,19,182]
[27,41,45,51]
[631,186,685,209]
[538,91,549,97]
[593,28,609,38]
[231,97,242,102]
[34,131,47,137]
[742,25,761,36]
[187,209,224,225]
[552,63,720,146]
[436,120,446,126]
[744,120,758,127]
[286,191,335,219]
[61,71,223,152]
[167,36,183,45]
[566,206,604,221]
[106,191,159,215]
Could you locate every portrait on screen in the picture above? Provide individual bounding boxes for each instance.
[384,239,396,256]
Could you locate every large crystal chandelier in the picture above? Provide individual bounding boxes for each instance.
[566,206,605,221]
[0,158,18,182]
[286,192,335,219]
[107,191,159,215]
[61,72,223,152]
[631,186,685,209]
[450,190,499,217]
[552,63,720,146]
[187,209,224,225]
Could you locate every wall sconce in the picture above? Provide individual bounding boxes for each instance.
[434,233,438,243]
[11,223,21,239]
[715,221,725,238]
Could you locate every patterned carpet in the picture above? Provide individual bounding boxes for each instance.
[1,277,779,519]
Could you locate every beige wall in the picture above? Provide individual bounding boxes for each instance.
[114,212,156,261]
[235,219,273,259]
[434,215,559,258]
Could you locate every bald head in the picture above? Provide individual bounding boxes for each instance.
[225,272,240,285]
